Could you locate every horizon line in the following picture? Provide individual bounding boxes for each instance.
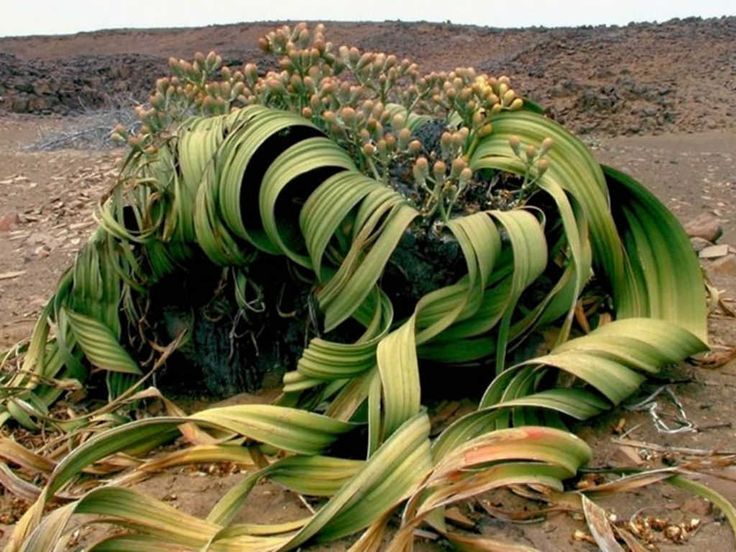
[1,14,733,40]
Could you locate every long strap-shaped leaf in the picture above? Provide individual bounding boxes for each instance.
[431,318,706,460]
[13,412,432,552]
[216,108,322,251]
[299,171,379,278]
[472,109,641,319]
[318,199,418,330]
[388,426,592,551]
[473,153,593,347]
[189,405,355,455]
[64,310,140,376]
[603,165,707,342]
[259,137,354,266]
[376,212,501,433]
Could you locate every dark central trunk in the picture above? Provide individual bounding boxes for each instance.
[146,227,465,398]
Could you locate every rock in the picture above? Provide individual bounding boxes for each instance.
[681,497,713,517]
[32,80,51,96]
[699,244,730,259]
[549,84,568,98]
[10,97,29,113]
[690,237,712,253]
[27,96,48,111]
[13,82,34,93]
[684,213,723,242]
[578,88,617,111]
[611,445,645,466]
[706,254,736,277]
[0,212,20,232]
[642,106,659,117]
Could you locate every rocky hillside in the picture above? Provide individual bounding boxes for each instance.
[1,17,734,136]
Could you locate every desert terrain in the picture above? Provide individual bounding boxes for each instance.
[0,16,735,551]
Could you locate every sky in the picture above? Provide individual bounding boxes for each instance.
[0,0,733,37]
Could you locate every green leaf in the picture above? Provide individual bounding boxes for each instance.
[189,405,355,455]
[64,310,140,375]
[604,165,708,342]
